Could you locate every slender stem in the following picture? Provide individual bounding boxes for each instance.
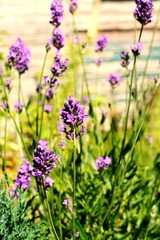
[118,57,137,165]
[36,51,48,138]
[59,151,63,240]
[2,114,7,172]
[18,74,23,134]
[39,88,47,140]
[140,4,160,92]
[20,84,37,140]
[95,65,99,100]
[49,93,55,148]
[43,182,59,240]
[73,129,76,240]
[9,111,32,162]
[72,14,77,97]
[138,24,143,42]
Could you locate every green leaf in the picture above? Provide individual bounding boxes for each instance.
[118,232,132,240]
[75,219,88,240]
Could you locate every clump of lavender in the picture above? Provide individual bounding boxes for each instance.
[14,101,24,114]
[10,159,33,197]
[32,140,60,190]
[134,0,153,25]
[69,0,78,14]
[108,73,120,88]
[52,28,65,50]
[62,198,72,212]
[95,156,111,171]
[60,96,88,141]
[95,35,108,52]
[131,41,143,56]
[50,52,69,77]
[7,38,31,74]
[120,51,130,68]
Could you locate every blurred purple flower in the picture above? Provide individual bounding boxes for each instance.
[62,197,72,212]
[52,28,65,50]
[108,73,120,88]
[2,101,7,111]
[95,156,111,170]
[95,58,103,67]
[5,77,12,91]
[60,96,88,141]
[46,39,52,52]
[46,88,53,100]
[75,232,80,237]
[0,65,5,77]
[95,35,108,52]
[131,41,142,56]
[69,0,78,14]
[44,104,52,113]
[74,36,79,45]
[50,0,64,27]
[14,101,24,114]
[120,51,130,68]
[146,133,153,145]
[134,0,153,25]
[7,38,31,74]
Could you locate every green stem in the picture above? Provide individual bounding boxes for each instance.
[2,114,7,172]
[18,74,23,134]
[9,111,32,162]
[140,4,160,92]
[59,151,63,240]
[39,88,47,140]
[73,129,76,240]
[43,182,59,240]
[72,14,77,97]
[49,93,55,148]
[36,51,48,138]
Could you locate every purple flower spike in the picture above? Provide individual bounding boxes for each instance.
[50,52,69,77]
[10,159,33,197]
[50,0,64,27]
[108,73,120,88]
[7,38,31,74]
[52,28,65,50]
[44,104,52,113]
[134,0,153,25]
[46,88,53,100]
[14,101,24,114]
[62,198,72,212]
[120,51,130,68]
[60,96,88,141]
[32,140,60,190]
[95,35,108,52]
[131,41,143,56]
[95,156,111,170]
[69,0,78,14]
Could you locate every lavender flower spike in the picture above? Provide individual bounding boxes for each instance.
[120,51,130,68]
[95,156,111,171]
[52,28,65,50]
[50,0,64,27]
[32,140,60,190]
[69,0,78,14]
[7,38,31,74]
[50,51,69,77]
[60,96,88,141]
[95,35,108,52]
[131,41,142,56]
[134,0,153,25]
[108,73,120,89]
[10,159,33,197]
